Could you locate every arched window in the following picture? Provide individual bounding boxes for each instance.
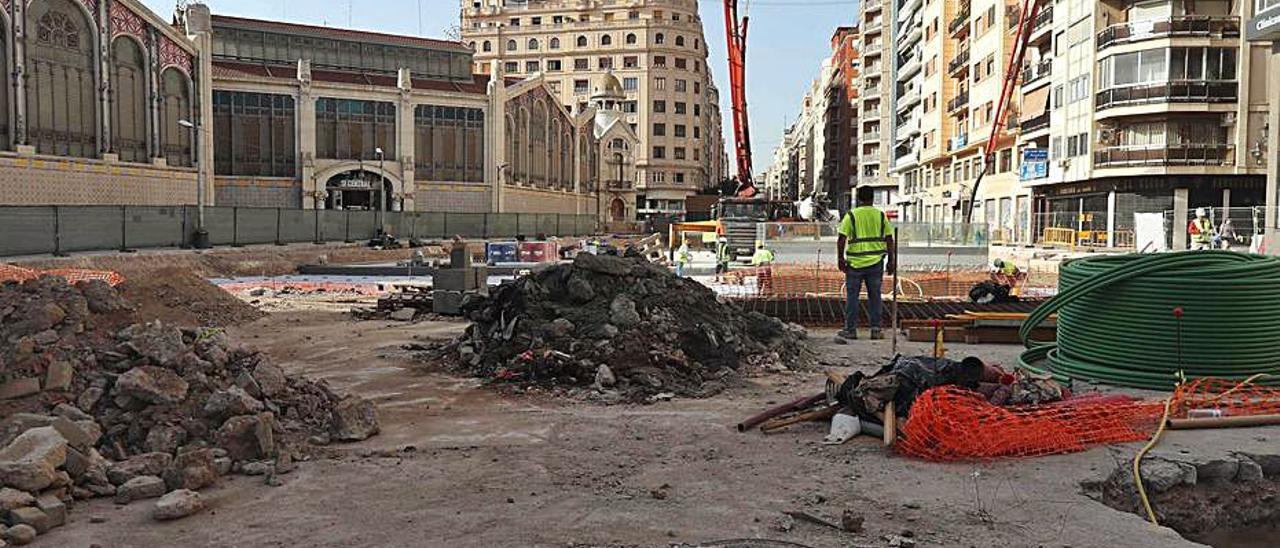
[26,0,97,158]
[0,25,10,150]
[601,34,612,46]
[561,131,572,190]
[550,37,560,49]
[654,33,665,45]
[676,35,685,47]
[110,37,148,163]
[504,113,516,183]
[527,38,539,50]
[482,40,492,52]
[694,39,700,49]
[625,33,637,45]
[576,35,587,47]
[506,39,517,51]
[530,100,548,185]
[159,68,193,167]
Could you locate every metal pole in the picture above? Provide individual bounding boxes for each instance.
[193,121,209,248]
[377,152,385,234]
[891,238,899,355]
[52,205,66,257]
[314,194,323,244]
[275,207,284,245]
[232,206,241,247]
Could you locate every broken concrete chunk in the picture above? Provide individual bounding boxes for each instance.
[144,424,187,455]
[252,362,287,397]
[203,386,264,421]
[0,378,41,401]
[163,448,218,491]
[609,295,641,327]
[51,403,92,422]
[0,488,35,512]
[3,523,36,545]
[49,417,94,451]
[0,427,68,492]
[115,475,166,504]
[241,461,274,476]
[215,414,275,461]
[42,361,74,391]
[34,495,65,528]
[106,452,174,486]
[388,307,416,321]
[153,489,205,521]
[122,321,187,366]
[76,387,103,413]
[330,397,380,442]
[8,507,51,534]
[114,365,189,405]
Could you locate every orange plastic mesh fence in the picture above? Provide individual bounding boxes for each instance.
[897,377,1280,461]
[0,264,125,286]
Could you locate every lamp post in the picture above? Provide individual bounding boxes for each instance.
[178,119,209,249]
[374,147,385,233]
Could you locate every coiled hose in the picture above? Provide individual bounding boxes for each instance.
[1017,251,1280,390]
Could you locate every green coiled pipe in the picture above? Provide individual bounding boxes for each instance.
[1017,251,1280,390]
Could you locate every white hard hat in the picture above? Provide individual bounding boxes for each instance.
[1195,208,1206,217]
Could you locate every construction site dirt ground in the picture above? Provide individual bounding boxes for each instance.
[46,308,1277,548]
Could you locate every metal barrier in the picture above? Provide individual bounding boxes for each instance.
[1040,227,1077,249]
[0,205,600,257]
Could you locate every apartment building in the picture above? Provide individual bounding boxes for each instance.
[1014,0,1270,249]
[855,0,897,207]
[461,0,725,221]
[891,0,926,198]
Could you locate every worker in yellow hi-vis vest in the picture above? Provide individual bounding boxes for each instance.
[835,186,896,342]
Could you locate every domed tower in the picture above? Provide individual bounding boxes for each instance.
[590,70,625,125]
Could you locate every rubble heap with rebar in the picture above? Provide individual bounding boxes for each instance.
[445,254,811,402]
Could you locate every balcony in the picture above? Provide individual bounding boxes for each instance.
[897,89,921,111]
[1019,111,1049,133]
[862,131,881,142]
[1020,58,1051,87]
[1030,4,1053,35]
[898,56,922,81]
[861,153,881,164]
[948,133,968,151]
[1097,16,1241,51]
[864,0,882,12]
[948,6,970,36]
[862,87,881,100]
[866,21,884,33]
[948,48,970,74]
[1095,81,1238,110]
[947,91,969,113]
[1094,143,1234,168]
[864,42,883,56]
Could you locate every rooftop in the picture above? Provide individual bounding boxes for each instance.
[210,14,473,54]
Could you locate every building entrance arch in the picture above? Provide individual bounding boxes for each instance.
[317,163,400,211]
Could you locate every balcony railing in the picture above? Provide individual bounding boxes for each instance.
[1097,16,1241,50]
[1019,111,1049,133]
[861,153,881,163]
[948,7,970,35]
[947,91,969,112]
[1094,143,1234,167]
[948,48,970,74]
[864,0,882,11]
[866,21,884,33]
[949,133,969,151]
[862,131,881,142]
[1095,80,1238,109]
[1020,58,1051,86]
[1030,4,1053,33]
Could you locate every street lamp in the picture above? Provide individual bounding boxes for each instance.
[178,119,209,249]
[374,147,385,233]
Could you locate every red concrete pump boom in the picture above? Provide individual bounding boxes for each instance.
[723,0,754,194]
[962,0,1042,223]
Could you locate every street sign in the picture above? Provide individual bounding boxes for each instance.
[1248,2,1280,41]
[1019,148,1049,181]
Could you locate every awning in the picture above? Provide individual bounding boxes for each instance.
[1019,86,1050,123]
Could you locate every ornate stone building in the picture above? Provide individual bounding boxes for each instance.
[0,0,201,205]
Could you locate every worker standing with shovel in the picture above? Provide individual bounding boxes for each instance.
[836,186,896,342]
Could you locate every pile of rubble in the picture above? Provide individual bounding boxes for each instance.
[0,277,378,544]
[441,253,810,402]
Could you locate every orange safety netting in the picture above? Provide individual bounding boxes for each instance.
[897,377,1280,461]
[0,264,125,286]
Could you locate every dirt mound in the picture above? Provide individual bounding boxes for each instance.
[116,268,265,328]
[0,277,378,540]
[441,254,810,402]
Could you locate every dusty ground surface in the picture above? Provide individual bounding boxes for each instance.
[44,308,1275,547]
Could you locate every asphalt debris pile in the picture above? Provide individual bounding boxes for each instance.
[0,276,378,542]
[442,253,810,401]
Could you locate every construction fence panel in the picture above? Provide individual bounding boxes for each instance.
[534,214,558,236]
[60,206,126,253]
[124,206,185,249]
[279,209,318,244]
[515,213,539,236]
[319,210,349,242]
[0,206,58,256]
[412,212,447,239]
[485,214,518,238]
[233,208,282,246]
[348,211,378,241]
[444,212,486,238]
[192,207,235,246]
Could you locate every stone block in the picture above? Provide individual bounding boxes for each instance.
[42,361,74,391]
[8,507,51,534]
[432,290,464,316]
[0,379,40,401]
[34,495,65,528]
